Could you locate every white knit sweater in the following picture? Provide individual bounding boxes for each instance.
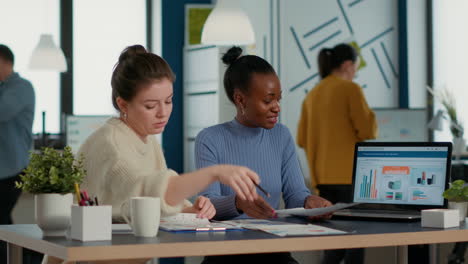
[78,118,189,220]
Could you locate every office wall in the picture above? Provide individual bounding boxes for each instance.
[279,0,399,139]
[164,0,429,183]
[241,0,428,126]
[406,0,427,108]
[237,0,403,186]
[162,0,211,173]
[234,1,430,185]
[240,0,275,63]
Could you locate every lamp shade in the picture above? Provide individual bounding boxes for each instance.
[201,0,255,45]
[428,110,445,131]
[29,34,67,72]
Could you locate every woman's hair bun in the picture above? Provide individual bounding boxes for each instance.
[118,45,147,64]
[222,46,243,66]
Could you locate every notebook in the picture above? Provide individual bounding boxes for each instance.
[333,142,452,220]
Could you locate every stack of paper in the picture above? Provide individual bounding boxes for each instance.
[160,213,243,232]
[112,214,244,233]
[275,203,359,217]
[220,219,346,237]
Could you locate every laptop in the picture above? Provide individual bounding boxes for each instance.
[334,142,452,220]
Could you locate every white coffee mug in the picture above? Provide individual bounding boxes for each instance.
[121,197,161,237]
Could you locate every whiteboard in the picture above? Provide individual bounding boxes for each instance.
[281,0,400,149]
[371,108,428,142]
[66,115,111,153]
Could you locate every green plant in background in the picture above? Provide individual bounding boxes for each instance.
[443,179,468,202]
[15,146,86,194]
[439,88,464,138]
[349,41,367,71]
[427,85,464,138]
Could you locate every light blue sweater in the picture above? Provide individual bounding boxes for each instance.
[195,118,311,220]
[0,72,35,179]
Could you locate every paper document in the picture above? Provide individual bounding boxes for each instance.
[112,224,132,234]
[112,214,243,233]
[258,224,346,237]
[159,213,243,232]
[275,203,359,217]
[220,219,346,237]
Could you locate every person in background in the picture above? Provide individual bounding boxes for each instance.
[297,43,377,264]
[196,46,332,264]
[44,45,261,264]
[0,44,35,264]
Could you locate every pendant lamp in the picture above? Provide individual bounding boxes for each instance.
[201,0,255,45]
[29,34,67,72]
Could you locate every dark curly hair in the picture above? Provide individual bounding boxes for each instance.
[222,46,276,104]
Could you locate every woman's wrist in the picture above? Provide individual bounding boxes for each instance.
[202,166,220,183]
[234,195,244,214]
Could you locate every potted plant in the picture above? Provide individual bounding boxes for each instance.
[443,179,468,222]
[16,146,86,236]
[427,86,465,158]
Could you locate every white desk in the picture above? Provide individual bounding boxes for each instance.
[1,219,467,264]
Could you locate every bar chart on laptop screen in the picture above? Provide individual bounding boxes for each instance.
[359,169,378,199]
[354,147,448,206]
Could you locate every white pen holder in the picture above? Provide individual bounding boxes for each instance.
[421,209,459,228]
[71,205,112,241]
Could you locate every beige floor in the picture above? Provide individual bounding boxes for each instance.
[12,193,467,264]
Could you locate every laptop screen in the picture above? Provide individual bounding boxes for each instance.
[352,143,452,207]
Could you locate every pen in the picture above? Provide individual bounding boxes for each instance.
[83,191,90,201]
[74,183,81,204]
[254,182,270,198]
[79,193,87,206]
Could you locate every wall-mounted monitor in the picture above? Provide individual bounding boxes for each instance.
[370,108,428,142]
[66,115,111,153]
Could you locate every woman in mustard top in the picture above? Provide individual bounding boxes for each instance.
[297,43,377,264]
[297,43,377,200]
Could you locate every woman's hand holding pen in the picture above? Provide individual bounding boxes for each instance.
[215,165,259,201]
[235,195,276,219]
[183,196,216,219]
